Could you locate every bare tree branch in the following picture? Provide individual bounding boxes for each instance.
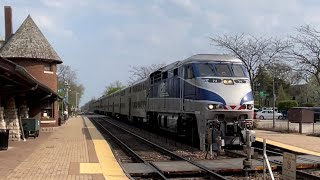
[210,34,290,87]
[286,25,320,85]
[127,63,166,85]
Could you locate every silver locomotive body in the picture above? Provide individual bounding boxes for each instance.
[90,54,254,151]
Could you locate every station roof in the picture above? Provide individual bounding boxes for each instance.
[0,15,62,63]
[0,56,61,99]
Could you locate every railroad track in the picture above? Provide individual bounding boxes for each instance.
[224,148,320,180]
[90,117,227,180]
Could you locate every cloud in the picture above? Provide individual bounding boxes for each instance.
[41,0,66,9]
[171,0,200,13]
[205,11,225,29]
[33,15,74,38]
[104,27,126,42]
[41,0,89,9]
[93,1,137,16]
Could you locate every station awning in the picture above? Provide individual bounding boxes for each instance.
[0,56,61,100]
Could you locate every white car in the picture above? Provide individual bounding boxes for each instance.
[256,110,283,120]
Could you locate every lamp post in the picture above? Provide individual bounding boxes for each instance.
[64,81,70,116]
[272,71,276,128]
[76,92,80,108]
[266,63,276,128]
[76,92,80,116]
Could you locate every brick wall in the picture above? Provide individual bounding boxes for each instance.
[12,58,58,91]
[9,58,59,127]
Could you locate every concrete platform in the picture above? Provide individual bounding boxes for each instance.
[256,130,320,156]
[0,116,129,180]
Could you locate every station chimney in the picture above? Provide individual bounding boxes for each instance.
[4,6,12,41]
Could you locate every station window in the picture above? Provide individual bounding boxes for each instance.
[44,63,53,71]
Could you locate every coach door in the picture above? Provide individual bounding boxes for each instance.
[112,102,115,116]
[128,98,132,121]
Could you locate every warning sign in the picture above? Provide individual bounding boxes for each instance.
[282,152,296,180]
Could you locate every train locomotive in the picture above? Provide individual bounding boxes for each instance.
[90,54,254,151]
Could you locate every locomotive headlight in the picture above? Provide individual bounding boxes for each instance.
[208,104,223,110]
[223,79,234,85]
[247,104,254,110]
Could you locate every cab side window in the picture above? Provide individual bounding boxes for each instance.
[185,65,194,79]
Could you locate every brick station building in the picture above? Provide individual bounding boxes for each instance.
[0,6,62,140]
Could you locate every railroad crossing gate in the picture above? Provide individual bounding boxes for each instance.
[282,152,296,180]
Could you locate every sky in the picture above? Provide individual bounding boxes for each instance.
[1,0,320,106]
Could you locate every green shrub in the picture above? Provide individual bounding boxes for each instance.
[302,103,315,107]
[278,100,298,112]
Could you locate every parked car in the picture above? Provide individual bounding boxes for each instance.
[253,108,259,119]
[256,110,283,120]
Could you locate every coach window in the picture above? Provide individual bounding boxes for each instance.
[173,68,178,76]
[185,65,194,79]
[162,71,168,80]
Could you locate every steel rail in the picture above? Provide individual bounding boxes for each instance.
[98,117,227,180]
[254,147,320,164]
[225,149,320,180]
[91,118,168,180]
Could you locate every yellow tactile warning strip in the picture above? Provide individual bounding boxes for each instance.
[81,117,129,179]
[256,137,320,156]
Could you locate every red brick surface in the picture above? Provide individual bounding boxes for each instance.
[0,117,106,180]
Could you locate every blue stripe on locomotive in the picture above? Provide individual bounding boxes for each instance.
[240,91,254,104]
[149,79,253,105]
[184,81,226,104]
[149,77,227,105]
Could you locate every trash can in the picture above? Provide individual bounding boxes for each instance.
[0,129,9,150]
[21,118,40,139]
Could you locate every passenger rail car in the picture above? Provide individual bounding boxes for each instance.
[89,54,254,151]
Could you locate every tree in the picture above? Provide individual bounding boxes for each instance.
[305,76,320,105]
[287,25,320,85]
[103,80,126,95]
[210,34,290,88]
[57,64,84,110]
[128,63,166,85]
[81,97,96,111]
[277,84,288,101]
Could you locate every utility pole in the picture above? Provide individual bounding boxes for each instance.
[272,65,276,128]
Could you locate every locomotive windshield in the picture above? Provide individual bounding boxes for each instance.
[197,63,214,76]
[232,64,246,77]
[195,63,246,77]
[214,64,232,77]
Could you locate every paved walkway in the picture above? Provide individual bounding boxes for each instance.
[0,116,129,180]
[256,130,320,156]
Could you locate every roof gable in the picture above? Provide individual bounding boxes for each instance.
[0,15,62,63]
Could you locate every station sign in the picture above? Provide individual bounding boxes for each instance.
[282,152,296,180]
